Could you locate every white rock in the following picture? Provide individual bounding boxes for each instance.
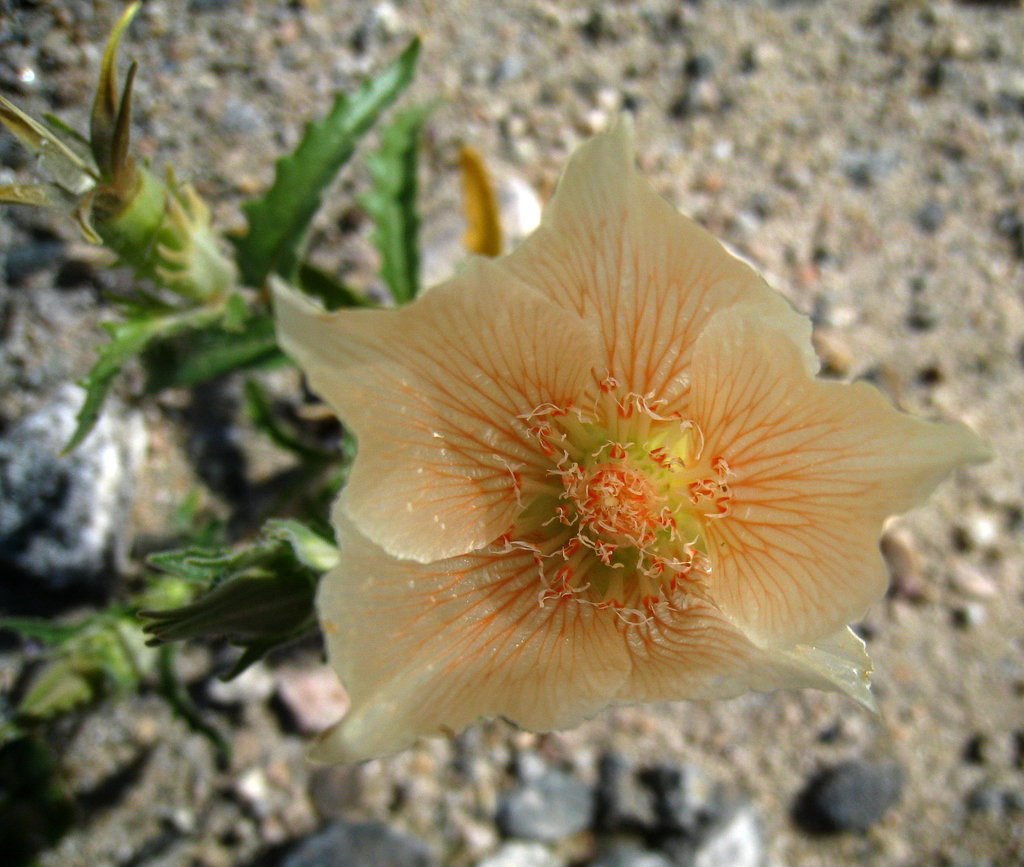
[477,841,565,867]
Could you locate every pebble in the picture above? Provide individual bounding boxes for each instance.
[638,762,717,835]
[234,767,272,817]
[0,385,145,605]
[964,778,1024,818]
[950,565,998,600]
[880,526,928,601]
[915,200,946,234]
[273,665,349,735]
[307,764,365,822]
[839,149,900,187]
[595,752,659,832]
[206,661,276,707]
[956,513,1000,551]
[3,238,66,286]
[278,821,437,867]
[811,330,853,378]
[692,807,763,867]
[496,767,593,842]
[794,760,904,833]
[590,843,673,867]
[476,841,565,867]
[951,602,987,630]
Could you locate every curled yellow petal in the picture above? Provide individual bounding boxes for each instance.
[459,145,503,257]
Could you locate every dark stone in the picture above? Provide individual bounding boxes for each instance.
[793,759,904,833]
[906,298,939,331]
[915,201,946,234]
[963,733,989,764]
[965,782,1004,817]
[4,238,66,286]
[580,10,616,44]
[684,53,715,81]
[738,45,758,74]
[638,763,716,835]
[595,752,658,832]
[994,208,1024,259]
[188,0,236,11]
[922,58,947,93]
[278,821,436,867]
[839,150,899,188]
[496,768,593,842]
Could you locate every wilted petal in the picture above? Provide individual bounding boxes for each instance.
[690,306,989,646]
[273,262,600,562]
[616,599,876,710]
[312,512,629,764]
[502,117,817,410]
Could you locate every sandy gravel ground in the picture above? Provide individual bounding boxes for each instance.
[1,1,1022,865]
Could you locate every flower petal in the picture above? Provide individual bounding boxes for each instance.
[273,264,600,562]
[617,599,876,710]
[501,116,817,411]
[311,512,629,764]
[690,306,989,646]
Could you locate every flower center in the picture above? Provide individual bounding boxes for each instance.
[571,460,665,547]
[500,385,733,619]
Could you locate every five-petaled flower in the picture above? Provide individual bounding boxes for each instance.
[274,118,988,764]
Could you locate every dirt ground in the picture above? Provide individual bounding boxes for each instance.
[1,1,1023,865]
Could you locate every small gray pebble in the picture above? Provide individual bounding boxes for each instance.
[916,200,946,234]
[497,769,593,842]
[477,841,563,867]
[278,821,436,867]
[794,760,904,833]
[589,842,673,867]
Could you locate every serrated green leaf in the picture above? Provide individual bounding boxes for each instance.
[67,303,225,452]
[17,658,98,722]
[231,38,420,287]
[142,309,283,393]
[361,103,433,304]
[146,543,265,585]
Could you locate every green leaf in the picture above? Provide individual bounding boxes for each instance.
[230,38,420,287]
[296,263,374,310]
[264,519,339,572]
[4,611,155,727]
[17,658,98,722]
[141,520,335,678]
[243,378,336,463]
[66,303,225,452]
[0,618,89,647]
[361,104,433,304]
[142,310,283,393]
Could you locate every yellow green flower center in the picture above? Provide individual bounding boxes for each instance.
[500,382,733,619]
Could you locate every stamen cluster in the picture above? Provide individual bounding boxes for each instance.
[501,382,733,619]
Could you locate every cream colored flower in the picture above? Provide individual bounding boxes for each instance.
[274,118,988,763]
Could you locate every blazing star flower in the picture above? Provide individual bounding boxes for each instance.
[273,118,988,763]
